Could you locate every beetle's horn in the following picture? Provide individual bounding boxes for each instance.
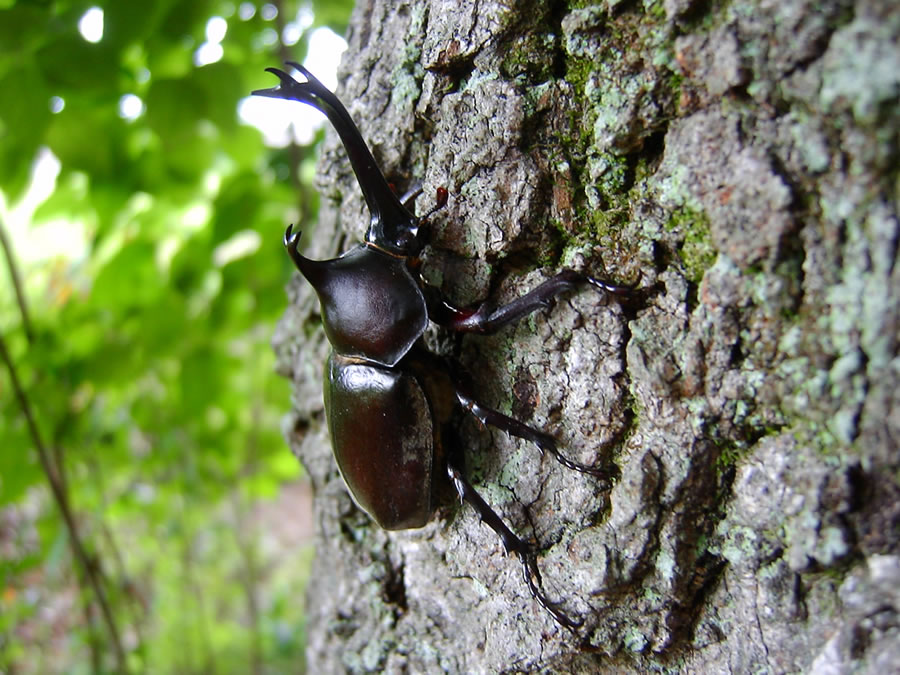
[252,64,318,104]
[254,64,418,256]
[283,224,328,286]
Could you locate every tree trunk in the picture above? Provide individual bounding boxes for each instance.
[273,0,899,672]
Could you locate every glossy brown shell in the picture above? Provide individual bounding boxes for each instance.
[324,352,435,530]
[296,245,428,367]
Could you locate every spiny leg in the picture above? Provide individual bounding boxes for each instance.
[428,269,633,334]
[420,186,449,222]
[393,183,447,218]
[454,383,613,481]
[446,464,581,629]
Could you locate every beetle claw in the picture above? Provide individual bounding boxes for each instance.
[542,438,613,482]
[419,186,449,222]
[519,551,583,630]
[585,269,641,296]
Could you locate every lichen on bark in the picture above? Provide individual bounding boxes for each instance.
[272,0,900,672]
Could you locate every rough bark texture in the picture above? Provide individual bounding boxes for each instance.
[272,0,899,672]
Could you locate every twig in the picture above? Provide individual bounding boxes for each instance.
[0,332,128,672]
[232,408,263,675]
[0,219,34,344]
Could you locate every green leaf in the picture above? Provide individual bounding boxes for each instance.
[312,0,355,32]
[211,171,264,240]
[30,169,91,223]
[36,36,121,98]
[220,123,266,168]
[0,63,51,196]
[0,424,42,505]
[0,5,51,69]
[145,77,205,140]
[191,60,244,131]
[91,239,163,308]
[45,107,122,178]
[179,348,225,412]
[0,137,40,201]
[100,0,172,49]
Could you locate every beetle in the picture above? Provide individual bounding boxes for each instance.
[253,63,631,628]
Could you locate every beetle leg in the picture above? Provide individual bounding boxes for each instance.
[398,184,446,218]
[454,387,613,481]
[446,464,582,629]
[419,186,449,222]
[396,181,422,207]
[427,269,634,334]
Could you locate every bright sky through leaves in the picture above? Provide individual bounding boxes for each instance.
[1,0,355,669]
[118,94,144,120]
[238,26,348,147]
[195,16,229,66]
[10,11,348,268]
[78,6,104,43]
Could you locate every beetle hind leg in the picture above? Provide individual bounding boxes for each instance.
[519,551,583,630]
[446,464,582,629]
[454,387,614,483]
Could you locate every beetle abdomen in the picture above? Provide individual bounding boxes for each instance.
[324,352,435,530]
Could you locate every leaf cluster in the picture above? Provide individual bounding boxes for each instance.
[0,0,351,671]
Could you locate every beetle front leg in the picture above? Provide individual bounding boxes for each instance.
[446,464,582,629]
[427,269,633,334]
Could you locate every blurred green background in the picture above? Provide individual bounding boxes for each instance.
[0,1,353,672]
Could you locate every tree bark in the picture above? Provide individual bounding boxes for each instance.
[273,0,899,672]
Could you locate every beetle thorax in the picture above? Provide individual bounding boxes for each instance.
[298,244,428,367]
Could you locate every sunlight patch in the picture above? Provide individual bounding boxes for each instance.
[78,7,104,43]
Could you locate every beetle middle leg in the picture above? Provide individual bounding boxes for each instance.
[446,464,582,629]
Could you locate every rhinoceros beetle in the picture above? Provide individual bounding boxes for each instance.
[253,63,631,628]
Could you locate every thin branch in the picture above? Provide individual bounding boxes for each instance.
[95,466,150,652]
[233,407,264,675]
[78,573,104,674]
[56,439,106,673]
[0,218,34,344]
[0,332,128,673]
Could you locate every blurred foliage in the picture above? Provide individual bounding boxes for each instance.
[0,0,352,672]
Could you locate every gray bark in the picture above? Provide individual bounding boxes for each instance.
[273,0,899,672]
